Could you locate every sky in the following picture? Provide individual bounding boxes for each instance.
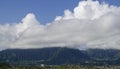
[0,0,120,50]
[0,0,120,24]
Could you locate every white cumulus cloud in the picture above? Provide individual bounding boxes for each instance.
[0,0,120,50]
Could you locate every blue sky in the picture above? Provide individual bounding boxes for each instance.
[0,0,120,49]
[0,0,120,24]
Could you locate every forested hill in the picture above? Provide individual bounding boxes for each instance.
[0,47,120,65]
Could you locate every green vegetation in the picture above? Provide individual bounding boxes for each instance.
[0,63,12,69]
[0,63,120,69]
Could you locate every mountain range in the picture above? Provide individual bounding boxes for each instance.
[0,47,120,65]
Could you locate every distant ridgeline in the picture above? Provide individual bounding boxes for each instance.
[0,47,120,65]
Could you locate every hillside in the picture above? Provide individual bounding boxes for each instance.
[0,47,120,65]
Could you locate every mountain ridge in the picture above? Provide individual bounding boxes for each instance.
[0,47,120,65]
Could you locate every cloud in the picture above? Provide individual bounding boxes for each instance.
[0,0,120,50]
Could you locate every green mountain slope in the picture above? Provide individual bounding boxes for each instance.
[0,47,120,65]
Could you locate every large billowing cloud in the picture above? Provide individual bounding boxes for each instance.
[0,0,120,50]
